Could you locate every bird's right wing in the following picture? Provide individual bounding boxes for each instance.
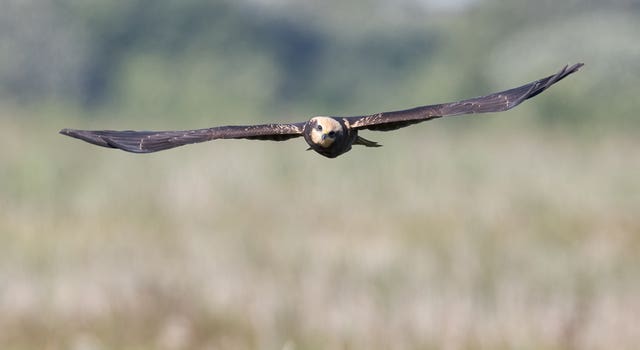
[60,122,306,153]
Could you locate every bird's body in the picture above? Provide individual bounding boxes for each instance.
[61,63,583,158]
[303,117,381,158]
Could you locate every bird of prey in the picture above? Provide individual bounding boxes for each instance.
[61,63,583,158]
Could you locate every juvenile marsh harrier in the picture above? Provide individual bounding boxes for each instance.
[61,63,583,158]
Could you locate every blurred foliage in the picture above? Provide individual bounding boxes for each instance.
[1,0,639,127]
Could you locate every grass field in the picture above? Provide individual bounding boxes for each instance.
[1,113,639,349]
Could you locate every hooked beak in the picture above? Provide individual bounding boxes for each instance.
[321,133,327,140]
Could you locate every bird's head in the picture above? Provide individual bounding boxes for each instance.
[308,117,343,148]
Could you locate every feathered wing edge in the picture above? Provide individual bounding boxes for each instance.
[347,63,584,131]
[60,123,305,153]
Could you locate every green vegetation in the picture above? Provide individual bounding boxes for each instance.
[1,0,639,349]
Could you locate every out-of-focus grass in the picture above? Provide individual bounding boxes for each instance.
[1,112,639,349]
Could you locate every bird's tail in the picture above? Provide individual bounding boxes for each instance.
[354,135,382,147]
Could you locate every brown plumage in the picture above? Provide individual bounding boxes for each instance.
[61,63,583,158]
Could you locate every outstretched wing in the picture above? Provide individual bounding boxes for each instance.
[60,122,306,153]
[346,63,583,132]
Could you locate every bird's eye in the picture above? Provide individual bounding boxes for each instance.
[316,125,323,131]
[328,131,336,138]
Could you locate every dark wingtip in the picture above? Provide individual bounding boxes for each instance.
[59,128,115,149]
[522,62,584,101]
[559,62,584,80]
[569,62,585,72]
[60,128,81,137]
[558,62,584,80]
[59,128,73,136]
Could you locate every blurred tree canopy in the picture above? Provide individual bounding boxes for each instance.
[1,0,638,126]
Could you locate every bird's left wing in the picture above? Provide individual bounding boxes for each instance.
[346,63,583,132]
[60,122,306,153]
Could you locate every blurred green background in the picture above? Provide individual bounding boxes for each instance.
[1,0,639,349]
